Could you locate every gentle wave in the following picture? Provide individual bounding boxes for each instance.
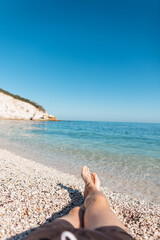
[0,120,160,204]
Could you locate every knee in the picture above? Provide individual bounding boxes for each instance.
[70,206,80,214]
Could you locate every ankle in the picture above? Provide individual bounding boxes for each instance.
[84,191,110,209]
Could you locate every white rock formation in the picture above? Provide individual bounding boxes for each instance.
[0,91,57,120]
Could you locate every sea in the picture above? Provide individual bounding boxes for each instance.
[0,120,160,204]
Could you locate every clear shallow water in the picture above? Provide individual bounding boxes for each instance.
[0,120,160,204]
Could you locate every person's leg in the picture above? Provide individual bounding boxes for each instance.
[24,207,83,240]
[82,166,126,230]
[58,206,84,228]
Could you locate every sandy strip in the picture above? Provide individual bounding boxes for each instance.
[0,148,159,240]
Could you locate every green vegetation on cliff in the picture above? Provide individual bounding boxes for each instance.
[0,88,46,112]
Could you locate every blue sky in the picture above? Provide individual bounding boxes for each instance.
[0,0,160,122]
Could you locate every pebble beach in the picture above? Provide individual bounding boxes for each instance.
[0,148,160,240]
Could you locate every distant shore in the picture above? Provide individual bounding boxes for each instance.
[0,117,61,121]
[0,148,159,240]
[0,89,60,121]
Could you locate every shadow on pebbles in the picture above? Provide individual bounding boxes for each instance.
[0,148,159,240]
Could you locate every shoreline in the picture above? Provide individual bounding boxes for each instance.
[0,118,61,121]
[0,148,159,240]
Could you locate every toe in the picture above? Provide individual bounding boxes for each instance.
[91,173,95,183]
[94,173,101,190]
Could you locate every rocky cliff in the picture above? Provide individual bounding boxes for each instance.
[0,89,58,121]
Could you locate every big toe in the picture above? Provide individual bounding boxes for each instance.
[92,173,101,190]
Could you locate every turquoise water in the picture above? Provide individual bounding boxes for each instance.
[0,120,160,204]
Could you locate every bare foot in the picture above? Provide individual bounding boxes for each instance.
[81,166,100,198]
[81,166,93,186]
